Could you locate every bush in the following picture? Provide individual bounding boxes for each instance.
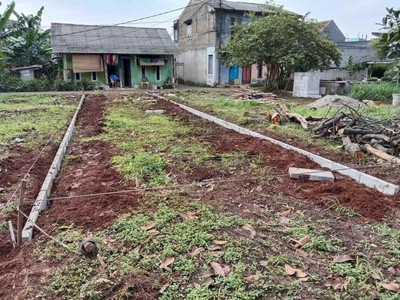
[348,82,400,103]
[0,70,97,93]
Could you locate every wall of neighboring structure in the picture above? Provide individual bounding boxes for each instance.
[251,64,268,83]
[319,69,368,81]
[293,71,321,98]
[176,0,217,85]
[337,41,373,68]
[321,21,346,43]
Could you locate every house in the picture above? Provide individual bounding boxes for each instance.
[317,20,346,43]
[317,20,375,69]
[174,0,297,86]
[51,23,177,88]
[13,65,42,81]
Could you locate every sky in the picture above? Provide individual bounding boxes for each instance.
[1,0,398,40]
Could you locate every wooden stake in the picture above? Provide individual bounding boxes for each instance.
[17,180,27,245]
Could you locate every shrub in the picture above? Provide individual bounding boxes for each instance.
[77,79,95,91]
[348,82,400,103]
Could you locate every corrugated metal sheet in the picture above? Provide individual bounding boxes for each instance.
[51,23,177,55]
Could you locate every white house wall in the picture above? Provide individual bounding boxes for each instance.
[177,48,208,84]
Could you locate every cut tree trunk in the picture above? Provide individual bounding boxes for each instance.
[342,137,364,160]
[366,144,400,165]
[287,113,309,130]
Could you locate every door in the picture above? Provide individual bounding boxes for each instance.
[122,59,131,87]
[229,65,239,81]
[242,67,251,84]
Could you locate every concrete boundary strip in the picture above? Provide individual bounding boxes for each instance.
[167,99,399,196]
[22,94,86,242]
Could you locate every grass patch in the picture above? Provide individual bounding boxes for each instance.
[349,82,400,103]
[112,151,167,186]
[0,94,77,147]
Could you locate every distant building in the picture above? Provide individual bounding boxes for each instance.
[317,20,375,69]
[175,0,298,86]
[51,23,177,88]
[13,65,42,81]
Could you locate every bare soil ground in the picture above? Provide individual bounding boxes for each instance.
[1,92,399,299]
[172,90,400,186]
[153,99,397,221]
[41,94,140,230]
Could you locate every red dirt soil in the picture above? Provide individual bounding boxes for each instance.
[40,94,140,230]
[152,99,399,222]
[0,93,140,299]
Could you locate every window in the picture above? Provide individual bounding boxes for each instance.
[230,17,236,36]
[186,20,192,38]
[208,55,213,75]
[92,72,97,81]
[174,28,178,43]
[156,66,161,81]
[74,73,81,81]
[257,63,263,79]
[142,66,146,76]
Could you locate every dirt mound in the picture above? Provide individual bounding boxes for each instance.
[308,95,366,109]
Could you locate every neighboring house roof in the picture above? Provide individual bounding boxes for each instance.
[317,20,332,31]
[208,0,297,15]
[51,23,177,55]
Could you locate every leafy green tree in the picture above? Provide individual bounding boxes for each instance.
[373,8,400,59]
[1,6,52,69]
[0,1,15,33]
[220,9,341,90]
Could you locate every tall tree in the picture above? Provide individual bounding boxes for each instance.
[373,8,400,59]
[0,1,15,33]
[220,9,341,90]
[1,6,51,69]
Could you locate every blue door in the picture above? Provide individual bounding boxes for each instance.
[229,65,239,80]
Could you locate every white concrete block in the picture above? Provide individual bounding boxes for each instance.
[289,167,335,182]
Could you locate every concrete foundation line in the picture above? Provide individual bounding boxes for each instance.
[22,94,86,242]
[168,100,399,196]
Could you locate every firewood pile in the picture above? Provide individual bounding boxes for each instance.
[272,104,400,164]
[232,91,279,101]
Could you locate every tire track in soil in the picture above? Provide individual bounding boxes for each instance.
[151,99,399,222]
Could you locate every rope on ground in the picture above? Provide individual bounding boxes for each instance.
[21,162,394,204]
[18,208,80,255]
[1,130,59,213]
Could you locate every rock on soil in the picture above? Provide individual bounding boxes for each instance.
[308,95,366,109]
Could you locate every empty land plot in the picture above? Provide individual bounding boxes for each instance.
[171,91,400,186]
[0,94,79,207]
[12,93,400,300]
[0,94,79,290]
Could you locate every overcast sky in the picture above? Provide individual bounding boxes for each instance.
[2,0,398,40]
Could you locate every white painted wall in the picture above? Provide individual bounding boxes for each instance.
[176,48,208,84]
[319,69,368,81]
[293,71,321,98]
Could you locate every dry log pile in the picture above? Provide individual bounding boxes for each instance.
[272,104,400,163]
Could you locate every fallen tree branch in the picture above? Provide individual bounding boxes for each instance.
[366,144,400,165]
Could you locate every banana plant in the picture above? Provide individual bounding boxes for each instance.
[0,1,15,32]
